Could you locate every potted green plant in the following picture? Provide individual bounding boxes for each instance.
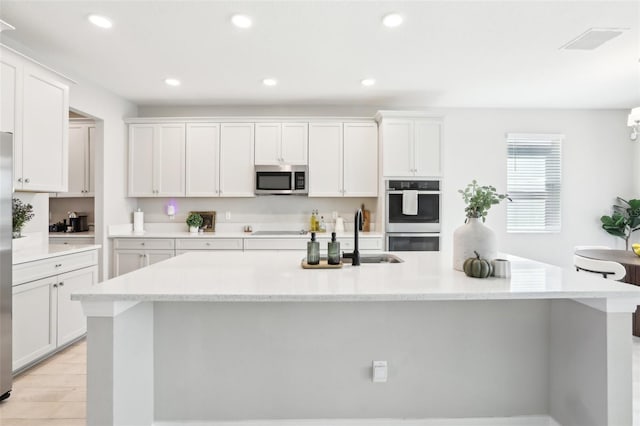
[186,213,203,233]
[601,197,640,250]
[12,198,34,239]
[453,180,510,271]
[459,180,510,222]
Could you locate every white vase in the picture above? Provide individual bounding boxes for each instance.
[452,217,497,271]
[189,226,199,233]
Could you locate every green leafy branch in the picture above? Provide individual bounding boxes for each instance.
[458,180,510,222]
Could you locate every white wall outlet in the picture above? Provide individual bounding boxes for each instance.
[225,211,231,220]
[372,360,388,383]
[332,211,338,220]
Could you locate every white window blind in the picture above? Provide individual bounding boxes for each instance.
[507,133,562,233]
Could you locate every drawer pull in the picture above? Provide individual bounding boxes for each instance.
[141,242,145,246]
[55,264,62,267]
[206,242,210,246]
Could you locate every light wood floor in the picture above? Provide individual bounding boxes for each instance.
[0,339,86,425]
[1,337,639,425]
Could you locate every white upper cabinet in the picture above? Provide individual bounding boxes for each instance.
[129,123,186,197]
[156,124,186,196]
[379,114,442,177]
[88,126,96,194]
[280,123,308,164]
[1,47,71,192]
[309,121,378,197]
[219,123,255,197]
[186,123,219,197]
[413,120,442,176]
[381,120,413,177]
[343,122,378,197]
[128,125,155,196]
[58,122,94,197]
[0,58,18,134]
[254,122,307,165]
[308,122,343,197]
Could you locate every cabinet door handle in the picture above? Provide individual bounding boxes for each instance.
[17,177,22,183]
[55,263,62,267]
[59,282,64,287]
[53,284,58,288]
[24,178,30,183]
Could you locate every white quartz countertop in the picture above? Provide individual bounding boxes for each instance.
[109,231,383,239]
[72,251,640,307]
[13,243,101,265]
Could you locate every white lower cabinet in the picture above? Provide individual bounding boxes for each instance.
[12,260,98,372]
[175,238,243,251]
[243,237,383,252]
[12,277,56,371]
[112,235,383,275]
[114,249,174,276]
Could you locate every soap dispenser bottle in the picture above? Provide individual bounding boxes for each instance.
[307,232,320,265]
[327,232,340,265]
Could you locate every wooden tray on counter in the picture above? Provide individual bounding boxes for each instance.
[301,259,343,269]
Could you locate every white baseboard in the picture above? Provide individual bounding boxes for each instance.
[154,415,561,426]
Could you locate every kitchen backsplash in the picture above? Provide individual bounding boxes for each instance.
[136,196,378,231]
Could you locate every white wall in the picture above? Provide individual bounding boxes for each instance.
[439,108,633,267]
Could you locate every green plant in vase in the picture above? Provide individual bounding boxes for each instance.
[458,180,510,222]
[12,198,34,239]
[453,180,510,271]
[601,197,640,250]
[186,213,203,233]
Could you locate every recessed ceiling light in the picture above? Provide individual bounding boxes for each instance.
[382,13,403,28]
[88,14,113,29]
[262,78,278,86]
[164,78,181,87]
[231,14,253,29]
[361,78,376,87]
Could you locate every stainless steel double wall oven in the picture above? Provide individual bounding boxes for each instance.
[385,180,440,251]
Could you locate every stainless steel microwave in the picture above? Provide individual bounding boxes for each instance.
[255,165,308,195]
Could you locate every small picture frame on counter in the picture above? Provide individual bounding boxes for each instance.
[190,211,216,232]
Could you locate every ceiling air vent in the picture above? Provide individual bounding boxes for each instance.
[560,28,627,50]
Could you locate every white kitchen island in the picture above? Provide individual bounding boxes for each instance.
[72,251,640,426]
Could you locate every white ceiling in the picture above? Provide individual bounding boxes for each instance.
[1,1,639,109]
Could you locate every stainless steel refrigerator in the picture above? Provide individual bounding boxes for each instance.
[0,132,12,400]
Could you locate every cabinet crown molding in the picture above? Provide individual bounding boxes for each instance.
[1,43,76,85]
[375,110,444,122]
[125,116,377,124]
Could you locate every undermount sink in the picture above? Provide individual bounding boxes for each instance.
[340,253,404,264]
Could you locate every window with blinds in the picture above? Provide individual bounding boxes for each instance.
[506,133,562,233]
